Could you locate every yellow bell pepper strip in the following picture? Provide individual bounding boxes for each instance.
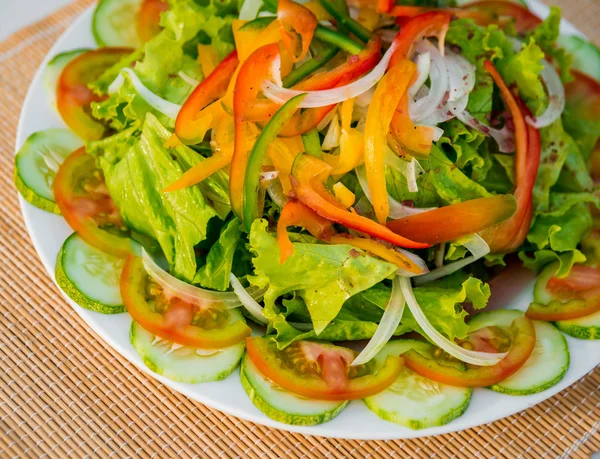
[197,44,220,77]
[364,60,417,224]
[230,43,282,219]
[329,235,425,274]
[268,139,297,194]
[322,98,365,175]
[357,7,380,32]
[243,94,308,231]
[277,200,334,263]
[174,50,239,145]
[386,195,517,245]
[291,153,431,249]
[479,60,541,254]
[389,93,438,158]
[165,110,244,192]
[388,12,451,69]
[278,0,317,63]
[332,183,355,208]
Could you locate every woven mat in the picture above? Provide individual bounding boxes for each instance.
[0,1,599,457]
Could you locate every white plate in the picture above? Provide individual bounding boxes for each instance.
[16,1,600,440]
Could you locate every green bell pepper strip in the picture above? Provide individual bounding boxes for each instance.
[301,128,323,159]
[282,42,338,87]
[242,93,308,231]
[317,0,372,43]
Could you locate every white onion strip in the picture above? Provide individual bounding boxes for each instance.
[414,234,490,286]
[385,150,424,193]
[239,0,262,20]
[409,40,448,122]
[120,68,182,119]
[394,247,429,278]
[352,276,406,366]
[409,52,431,97]
[229,274,268,324]
[457,111,515,153]
[526,59,565,128]
[261,42,398,108]
[322,112,341,150]
[399,277,507,366]
[141,250,262,307]
[178,71,200,87]
[356,166,435,218]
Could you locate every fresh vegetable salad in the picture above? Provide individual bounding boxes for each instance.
[15,0,600,429]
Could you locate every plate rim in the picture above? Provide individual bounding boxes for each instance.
[14,0,600,441]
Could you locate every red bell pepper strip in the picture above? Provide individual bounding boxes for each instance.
[388,12,451,69]
[461,1,541,34]
[387,195,517,245]
[230,44,281,219]
[479,60,541,254]
[278,0,318,63]
[290,153,431,249]
[365,59,416,224]
[277,200,334,263]
[136,0,168,43]
[174,50,239,145]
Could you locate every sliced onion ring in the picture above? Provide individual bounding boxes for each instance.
[526,59,565,128]
[229,274,268,324]
[414,234,490,286]
[141,249,262,307]
[409,52,431,98]
[400,277,507,366]
[121,68,182,119]
[409,40,448,122]
[261,43,398,108]
[352,276,406,366]
[457,110,515,153]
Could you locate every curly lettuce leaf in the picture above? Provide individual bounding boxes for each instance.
[529,7,573,82]
[248,220,397,334]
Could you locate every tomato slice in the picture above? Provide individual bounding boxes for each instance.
[57,48,132,140]
[245,337,404,401]
[121,256,251,349]
[54,147,136,258]
[461,1,541,34]
[527,265,600,321]
[136,0,168,43]
[403,317,536,388]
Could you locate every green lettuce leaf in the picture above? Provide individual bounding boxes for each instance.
[519,249,587,278]
[248,220,397,334]
[194,218,242,291]
[95,114,229,281]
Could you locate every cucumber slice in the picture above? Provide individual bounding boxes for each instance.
[240,354,348,426]
[15,129,83,214]
[364,340,472,430]
[43,49,88,110]
[93,0,143,47]
[533,262,557,305]
[468,310,570,395]
[131,320,245,384]
[55,233,125,314]
[558,35,600,81]
[555,310,600,340]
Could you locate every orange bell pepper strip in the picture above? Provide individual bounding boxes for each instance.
[377,0,394,13]
[388,12,451,69]
[386,195,517,245]
[277,200,334,263]
[230,44,282,219]
[174,50,239,145]
[328,235,426,274]
[365,60,417,224]
[290,153,431,249]
[479,60,541,254]
[389,93,438,158]
[278,0,318,63]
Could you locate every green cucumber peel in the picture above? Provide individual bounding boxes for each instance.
[243,93,307,230]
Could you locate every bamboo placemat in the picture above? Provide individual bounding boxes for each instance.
[0,1,599,457]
